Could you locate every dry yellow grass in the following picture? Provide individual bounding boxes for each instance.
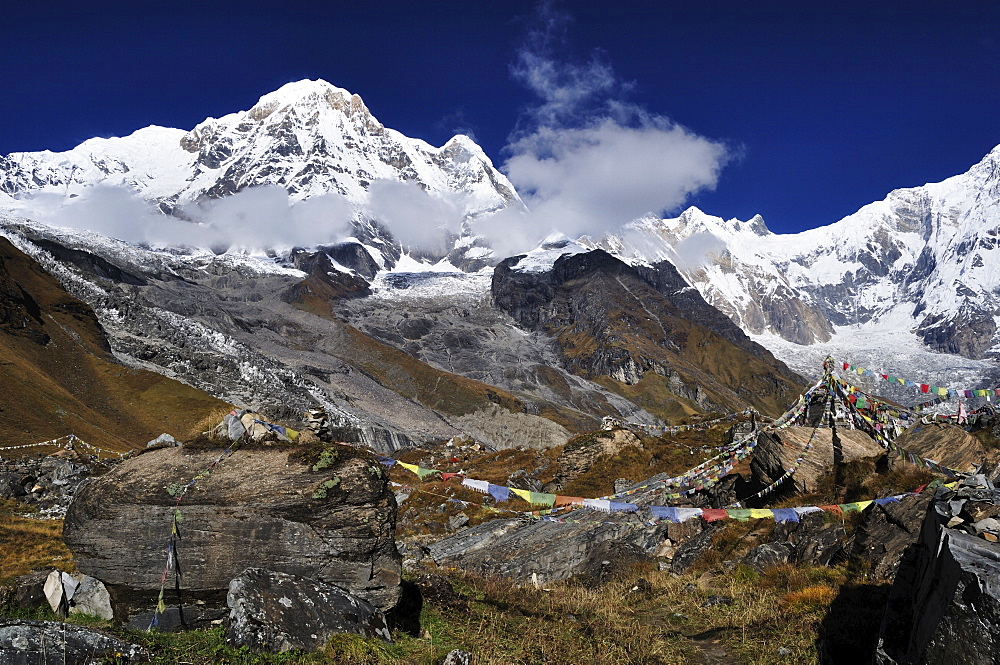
[0,500,73,583]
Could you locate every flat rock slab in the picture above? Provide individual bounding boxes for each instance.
[0,619,147,664]
[751,426,885,493]
[428,515,669,585]
[62,446,401,613]
[227,568,391,652]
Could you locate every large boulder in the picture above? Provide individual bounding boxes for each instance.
[549,428,643,491]
[741,510,847,571]
[63,445,401,619]
[226,568,391,652]
[876,482,1000,664]
[751,426,886,493]
[892,422,998,475]
[0,619,147,664]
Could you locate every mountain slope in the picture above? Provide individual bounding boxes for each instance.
[492,247,804,419]
[0,236,228,449]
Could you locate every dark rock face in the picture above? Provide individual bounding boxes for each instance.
[0,473,27,499]
[853,493,933,581]
[491,249,804,416]
[321,242,382,280]
[876,483,1000,664]
[31,239,148,287]
[743,542,794,570]
[226,568,391,653]
[0,619,148,664]
[0,241,49,344]
[62,446,401,616]
[669,523,724,574]
[287,249,372,302]
[765,511,846,567]
[916,308,998,359]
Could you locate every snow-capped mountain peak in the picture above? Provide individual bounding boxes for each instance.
[1,78,519,228]
[602,143,1000,367]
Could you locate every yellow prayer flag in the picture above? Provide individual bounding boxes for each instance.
[510,488,532,503]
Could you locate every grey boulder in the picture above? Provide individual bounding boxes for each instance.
[226,568,391,653]
[62,446,401,619]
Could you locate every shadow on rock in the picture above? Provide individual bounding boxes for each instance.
[388,579,422,637]
[816,583,891,665]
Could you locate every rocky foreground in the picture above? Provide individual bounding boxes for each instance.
[2,410,1000,664]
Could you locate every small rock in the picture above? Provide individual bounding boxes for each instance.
[973,517,1000,534]
[946,516,965,528]
[68,575,113,620]
[628,578,653,595]
[984,532,999,543]
[43,571,68,617]
[448,513,470,531]
[442,649,472,665]
[776,646,792,656]
[0,473,26,499]
[13,571,50,611]
[146,433,178,448]
[412,574,468,612]
[701,594,733,608]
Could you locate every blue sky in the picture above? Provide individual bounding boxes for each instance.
[2,0,998,235]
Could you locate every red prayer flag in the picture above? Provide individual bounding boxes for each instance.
[702,509,728,522]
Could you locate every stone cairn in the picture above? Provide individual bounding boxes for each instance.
[304,408,333,439]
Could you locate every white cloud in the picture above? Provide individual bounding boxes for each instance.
[17,185,355,251]
[477,2,731,256]
[671,231,728,271]
[182,186,353,250]
[364,179,465,255]
[23,186,165,242]
[504,119,727,239]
